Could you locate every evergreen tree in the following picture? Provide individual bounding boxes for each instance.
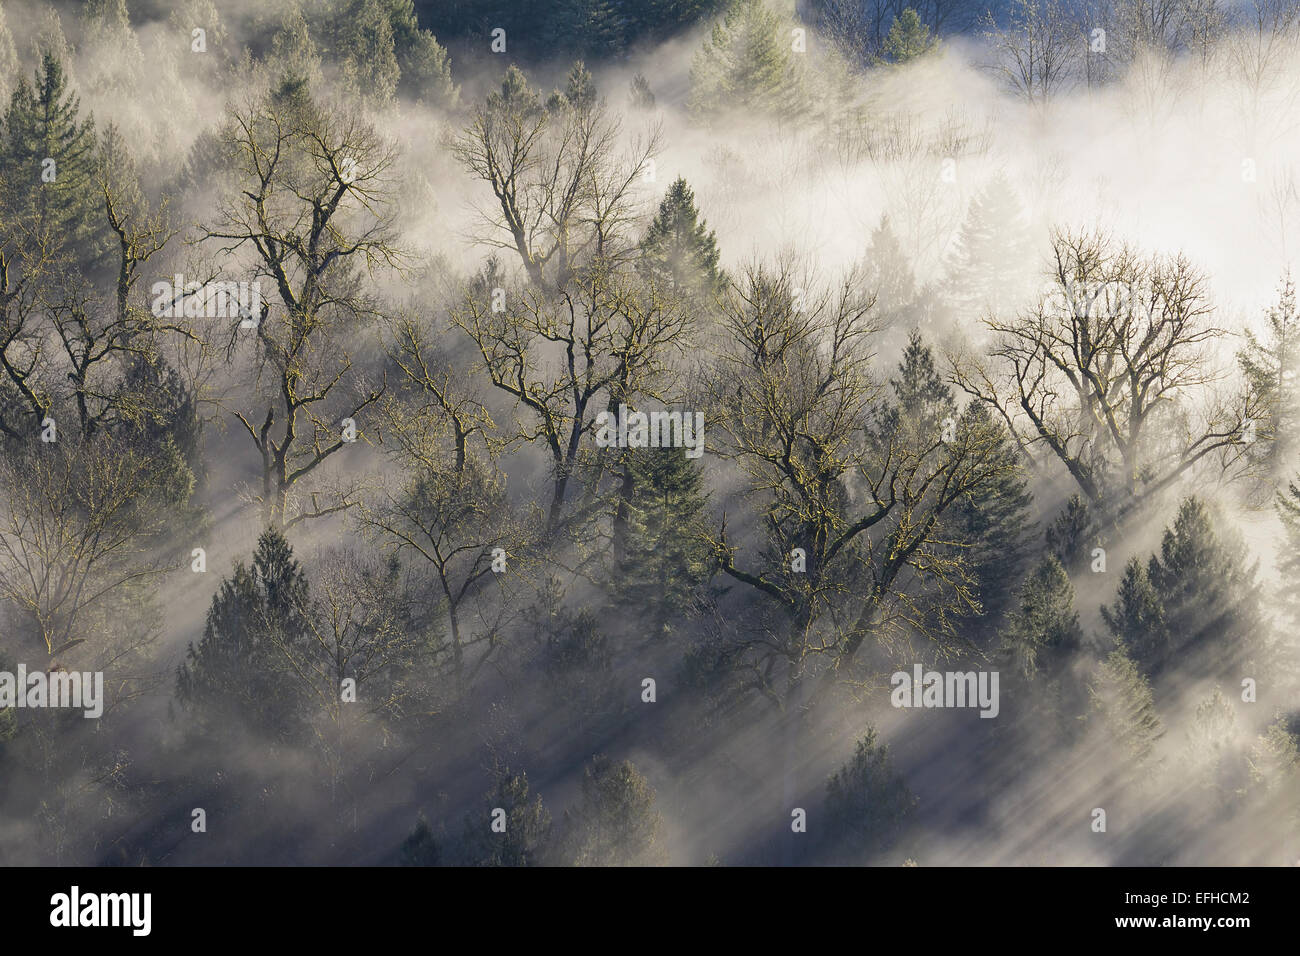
[1,52,108,271]
[952,400,1035,640]
[611,447,713,640]
[336,0,400,106]
[998,555,1082,681]
[270,3,323,90]
[382,0,457,106]
[562,756,666,866]
[878,8,936,64]
[629,73,656,111]
[1238,271,1300,481]
[863,214,932,339]
[824,727,917,862]
[1100,557,1167,666]
[1143,497,1269,685]
[688,0,807,124]
[944,172,1034,323]
[549,60,597,112]
[546,0,629,60]
[1184,687,1247,808]
[459,768,552,866]
[1277,476,1300,638]
[175,529,313,744]
[888,328,956,440]
[638,176,724,299]
[1045,494,1100,573]
[399,812,442,865]
[1088,646,1164,773]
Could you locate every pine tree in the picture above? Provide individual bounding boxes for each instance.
[562,756,666,865]
[1184,688,1247,808]
[638,176,724,299]
[998,555,1082,680]
[382,0,457,106]
[1046,494,1100,573]
[889,328,956,440]
[878,8,936,64]
[863,214,932,339]
[175,529,313,744]
[824,727,917,862]
[400,812,441,865]
[629,73,656,111]
[1,52,108,271]
[945,172,1034,323]
[459,768,551,866]
[688,0,807,124]
[952,400,1035,640]
[1100,557,1167,665]
[611,447,712,640]
[1238,271,1300,481]
[549,60,597,112]
[1143,496,1269,686]
[336,0,400,106]
[1088,646,1164,773]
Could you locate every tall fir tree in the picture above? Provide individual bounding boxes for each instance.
[1238,271,1300,483]
[562,756,666,865]
[175,529,313,745]
[1,52,109,272]
[382,0,457,106]
[1088,646,1164,776]
[639,176,724,300]
[335,0,401,106]
[824,727,917,862]
[877,8,936,64]
[611,447,713,641]
[952,400,1035,639]
[688,0,808,124]
[458,768,551,866]
[944,172,1035,324]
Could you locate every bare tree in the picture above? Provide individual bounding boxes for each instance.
[202,85,400,527]
[705,260,1017,705]
[954,229,1258,523]
[983,0,1082,106]
[451,64,660,292]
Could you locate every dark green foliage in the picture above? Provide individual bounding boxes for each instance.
[878,8,936,63]
[175,529,313,744]
[1046,494,1100,573]
[952,401,1035,639]
[824,728,917,861]
[1,52,108,271]
[639,176,724,300]
[612,447,713,640]
[998,555,1081,680]
[688,0,807,123]
[382,0,458,105]
[1100,557,1166,664]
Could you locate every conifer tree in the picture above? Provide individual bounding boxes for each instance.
[1,52,108,271]
[629,73,656,111]
[1100,557,1167,665]
[175,529,313,744]
[1144,497,1269,685]
[1088,646,1164,773]
[639,176,724,299]
[945,172,1034,323]
[1277,476,1300,638]
[1238,271,1300,481]
[562,756,666,865]
[1045,494,1100,573]
[381,0,457,106]
[878,8,936,64]
[611,448,713,640]
[824,728,917,862]
[688,0,807,123]
[336,0,400,106]
[998,555,1082,681]
[952,400,1035,639]
[399,812,441,865]
[459,769,551,866]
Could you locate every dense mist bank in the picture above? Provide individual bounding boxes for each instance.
[0,0,1297,866]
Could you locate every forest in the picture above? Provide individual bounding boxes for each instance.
[0,0,1297,866]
